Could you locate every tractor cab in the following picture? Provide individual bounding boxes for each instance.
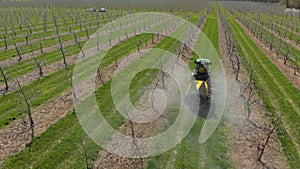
[194,58,211,73]
[193,58,211,82]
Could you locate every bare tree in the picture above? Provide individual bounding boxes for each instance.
[0,67,9,93]
[235,53,241,81]
[114,53,119,68]
[13,40,22,62]
[160,58,168,89]
[3,34,8,50]
[293,56,298,75]
[283,49,290,65]
[39,37,44,54]
[43,12,47,32]
[25,33,29,45]
[257,120,278,162]
[137,38,142,52]
[85,27,89,39]
[77,140,91,169]
[97,68,105,84]
[73,32,78,43]
[59,46,67,67]
[32,51,43,79]
[276,39,283,58]
[16,79,34,141]
[124,110,144,167]
[269,36,274,51]
[151,34,155,44]
[240,67,257,120]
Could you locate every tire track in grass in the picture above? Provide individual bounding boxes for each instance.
[228,16,300,168]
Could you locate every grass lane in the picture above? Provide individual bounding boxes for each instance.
[226,11,300,168]
[2,10,207,168]
[1,32,179,169]
[0,34,153,128]
[146,4,233,168]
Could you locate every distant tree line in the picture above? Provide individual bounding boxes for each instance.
[0,0,299,9]
[219,0,299,8]
[283,0,300,8]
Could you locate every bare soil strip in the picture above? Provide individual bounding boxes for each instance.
[218,17,289,169]
[92,18,202,169]
[251,18,300,51]
[0,16,153,68]
[0,13,193,168]
[0,35,87,68]
[273,21,300,37]
[237,20,300,91]
[0,25,98,52]
[0,34,164,167]
[0,17,160,94]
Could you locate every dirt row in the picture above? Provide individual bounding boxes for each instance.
[0,38,163,167]
[273,21,300,37]
[0,10,122,37]
[250,17,300,51]
[218,16,289,169]
[0,17,162,95]
[92,18,203,169]
[0,16,153,68]
[0,14,179,166]
[0,33,87,68]
[236,20,300,91]
[0,24,98,52]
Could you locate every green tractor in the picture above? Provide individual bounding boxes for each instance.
[186,58,214,118]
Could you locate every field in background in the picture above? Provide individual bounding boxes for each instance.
[0,0,299,169]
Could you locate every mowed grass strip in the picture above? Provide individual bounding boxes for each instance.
[2,32,182,169]
[0,8,121,45]
[2,10,203,168]
[238,12,300,69]
[146,6,233,168]
[226,10,300,168]
[0,27,98,62]
[0,34,153,128]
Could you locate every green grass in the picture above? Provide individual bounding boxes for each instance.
[2,8,235,169]
[237,12,300,69]
[145,4,234,168]
[0,27,97,62]
[2,10,206,168]
[0,34,153,128]
[2,27,181,169]
[223,7,300,168]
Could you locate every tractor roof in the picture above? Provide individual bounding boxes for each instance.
[196,58,211,64]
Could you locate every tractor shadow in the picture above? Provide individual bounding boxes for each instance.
[197,102,216,119]
[185,97,216,119]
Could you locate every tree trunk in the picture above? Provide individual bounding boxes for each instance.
[0,67,9,93]
[16,79,34,141]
